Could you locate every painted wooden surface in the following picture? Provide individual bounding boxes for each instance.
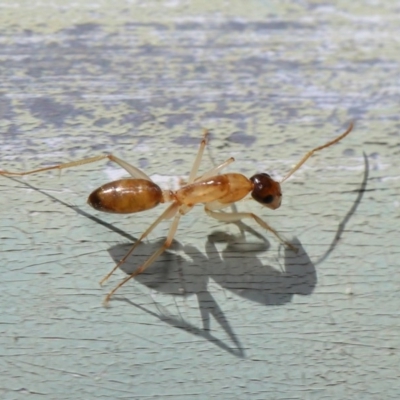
[0,1,399,399]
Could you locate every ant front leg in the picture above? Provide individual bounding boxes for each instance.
[204,205,298,252]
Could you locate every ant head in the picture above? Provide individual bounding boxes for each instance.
[249,173,282,210]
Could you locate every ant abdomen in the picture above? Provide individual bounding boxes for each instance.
[250,173,282,210]
[88,178,163,214]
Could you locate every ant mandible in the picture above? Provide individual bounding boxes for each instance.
[0,122,353,305]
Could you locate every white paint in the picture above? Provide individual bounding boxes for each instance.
[103,166,185,191]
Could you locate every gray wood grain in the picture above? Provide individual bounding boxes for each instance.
[1,1,399,399]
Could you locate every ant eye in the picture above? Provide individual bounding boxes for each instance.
[250,173,282,210]
[262,195,274,204]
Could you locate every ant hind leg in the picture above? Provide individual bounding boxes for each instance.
[103,210,183,305]
[99,202,180,286]
[0,154,153,181]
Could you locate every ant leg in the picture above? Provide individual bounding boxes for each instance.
[186,131,234,184]
[103,211,183,305]
[180,157,235,187]
[281,122,354,183]
[107,155,152,180]
[0,154,152,180]
[204,206,297,252]
[187,129,209,184]
[0,155,111,176]
[99,202,180,285]
[194,157,235,182]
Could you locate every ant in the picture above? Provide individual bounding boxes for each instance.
[0,122,353,305]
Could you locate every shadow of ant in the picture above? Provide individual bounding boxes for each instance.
[107,227,315,358]
[3,152,368,358]
[106,151,369,358]
[4,174,315,355]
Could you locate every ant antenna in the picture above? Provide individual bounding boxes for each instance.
[281,122,354,184]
